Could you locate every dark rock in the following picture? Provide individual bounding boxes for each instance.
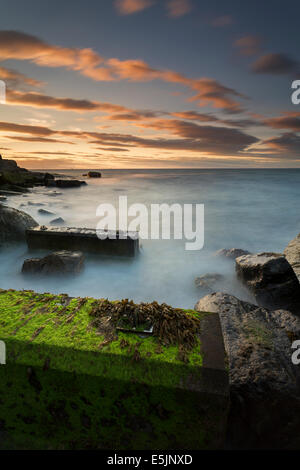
[214,248,251,260]
[28,202,45,206]
[38,209,55,216]
[236,252,300,313]
[22,250,85,275]
[47,191,62,197]
[50,217,65,225]
[0,155,55,191]
[195,292,300,449]
[87,171,101,178]
[284,233,300,280]
[45,179,56,187]
[0,205,38,243]
[195,273,224,290]
[55,179,86,188]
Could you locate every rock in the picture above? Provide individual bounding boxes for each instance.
[0,155,55,191]
[284,233,300,280]
[38,209,55,216]
[0,205,38,243]
[87,171,101,178]
[28,202,45,206]
[50,217,65,225]
[236,252,300,313]
[45,179,56,187]
[214,248,251,260]
[195,273,224,290]
[47,191,63,197]
[22,250,85,275]
[0,196,7,201]
[195,292,300,449]
[55,179,86,188]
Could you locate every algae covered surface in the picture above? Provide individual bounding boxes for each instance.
[0,288,205,386]
[0,289,227,450]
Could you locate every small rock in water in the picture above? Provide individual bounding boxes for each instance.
[28,202,45,206]
[87,171,101,178]
[50,217,65,225]
[236,252,300,313]
[195,273,224,290]
[38,209,55,216]
[47,191,63,197]
[22,250,85,275]
[214,248,251,260]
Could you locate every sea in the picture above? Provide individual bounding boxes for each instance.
[1,168,299,309]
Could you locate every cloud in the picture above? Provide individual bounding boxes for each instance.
[262,132,300,157]
[263,112,300,131]
[0,30,110,80]
[115,0,154,15]
[166,0,192,18]
[96,147,129,152]
[211,15,234,27]
[132,118,257,151]
[188,78,247,113]
[0,30,247,113]
[6,89,128,113]
[0,66,43,89]
[4,135,70,144]
[0,121,54,136]
[234,35,262,56]
[0,118,258,156]
[252,53,300,75]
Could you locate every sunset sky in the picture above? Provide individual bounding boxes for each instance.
[0,0,300,169]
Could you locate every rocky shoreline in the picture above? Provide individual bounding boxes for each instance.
[0,154,86,193]
[1,156,300,449]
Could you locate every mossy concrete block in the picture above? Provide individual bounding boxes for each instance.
[0,289,229,450]
[26,226,139,257]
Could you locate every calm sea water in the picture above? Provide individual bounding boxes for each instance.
[1,169,299,308]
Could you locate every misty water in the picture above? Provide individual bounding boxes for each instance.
[1,169,300,309]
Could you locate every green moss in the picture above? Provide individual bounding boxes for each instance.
[0,289,228,450]
[244,318,274,349]
[0,289,206,387]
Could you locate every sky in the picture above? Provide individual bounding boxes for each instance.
[0,0,300,169]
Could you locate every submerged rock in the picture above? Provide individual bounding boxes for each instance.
[195,292,300,449]
[0,205,38,243]
[284,232,300,280]
[55,179,86,188]
[50,217,65,225]
[236,252,300,314]
[22,250,85,275]
[195,273,224,290]
[214,248,251,260]
[38,209,55,216]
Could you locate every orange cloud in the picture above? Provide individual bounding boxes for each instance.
[6,89,128,113]
[0,118,258,156]
[234,35,262,56]
[166,0,192,18]
[0,66,43,89]
[115,0,154,15]
[0,30,107,80]
[0,30,246,113]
